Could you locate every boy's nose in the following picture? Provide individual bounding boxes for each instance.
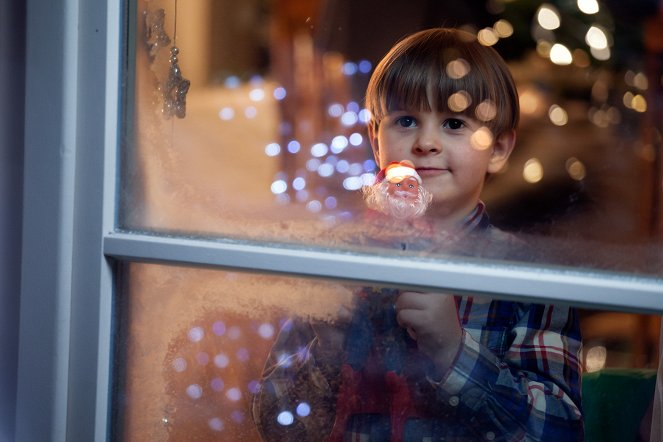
[412,128,442,155]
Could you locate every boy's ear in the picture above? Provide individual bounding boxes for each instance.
[368,121,381,164]
[487,129,516,174]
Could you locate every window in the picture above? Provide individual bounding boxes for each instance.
[17,0,663,440]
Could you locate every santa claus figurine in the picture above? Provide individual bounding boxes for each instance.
[363,160,432,220]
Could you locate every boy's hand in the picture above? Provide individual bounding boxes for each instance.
[395,291,462,372]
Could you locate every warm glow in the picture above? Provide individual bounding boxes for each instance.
[566,157,587,181]
[537,4,561,30]
[548,104,569,126]
[477,28,499,46]
[572,49,590,68]
[519,89,543,116]
[577,0,600,14]
[446,59,471,79]
[585,346,607,372]
[475,100,497,122]
[536,40,552,58]
[523,158,544,183]
[470,127,494,150]
[448,91,471,112]
[590,45,611,61]
[550,44,573,65]
[493,19,514,38]
[631,94,648,112]
[585,26,608,50]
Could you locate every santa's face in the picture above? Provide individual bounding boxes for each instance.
[386,176,419,200]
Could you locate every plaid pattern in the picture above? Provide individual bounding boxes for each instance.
[253,208,584,441]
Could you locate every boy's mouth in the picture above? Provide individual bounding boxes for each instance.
[415,167,448,177]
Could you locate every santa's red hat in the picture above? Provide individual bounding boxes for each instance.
[376,161,422,184]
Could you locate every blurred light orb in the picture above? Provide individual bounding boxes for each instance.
[226,387,242,402]
[475,100,497,122]
[270,180,288,195]
[548,105,569,126]
[188,326,204,342]
[208,417,224,432]
[224,76,240,88]
[311,142,328,158]
[273,86,287,100]
[523,158,544,183]
[349,132,363,146]
[347,101,361,112]
[358,109,371,124]
[493,19,514,38]
[342,176,363,191]
[448,91,472,112]
[287,140,301,154]
[470,127,494,150]
[590,45,611,61]
[277,411,295,426]
[265,142,281,157]
[244,106,257,119]
[519,89,542,116]
[537,4,561,30]
[331,135,349,153]
[306,158,321,171]
[219,107,235,120]
[249,88,265,102]
[306,200,322,213]
[341,111,359,126]
[328,103,344,118]
[631,94,647,113]
[550,44,573,65]
[446,58,471,79]
[172,357,187,373]
[296,402,311,417]
[214,353,230,368]
[358,60,372,73]
[343,62,358,76]
[186,384,203,400]
[585,26,608,50]
[292,177,306,191]
[585,345,607,372]
[477,28,499,46]
[566,157,587,180]
[318,163,334,177]
[577,0,599,14]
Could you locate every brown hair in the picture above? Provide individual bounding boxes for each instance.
[365,28,519,137]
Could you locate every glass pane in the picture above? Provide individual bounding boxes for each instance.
[120,0,663,276]
[113,262,660,441]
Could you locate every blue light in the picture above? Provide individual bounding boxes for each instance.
[292,177,306,190]
[265,143,281,157]
[343,62,358,76]
[363,159,377,172]
[271,180,288,194]
[273,86,287,100]
[296,402,311,417]
[310,143,328,157]
[358,60,372,73]
[277,411,295,426]
[287,140,301,154]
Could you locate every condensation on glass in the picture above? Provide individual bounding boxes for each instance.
[120,0,663,276]
[113,262,660,441]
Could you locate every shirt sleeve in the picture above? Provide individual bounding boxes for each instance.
[430,303,584,441]
[251,319,340,442]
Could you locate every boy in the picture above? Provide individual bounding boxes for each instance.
[253,28,583,441]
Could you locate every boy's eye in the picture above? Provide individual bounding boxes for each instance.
[395,116,416,128]
[443,118,465,130]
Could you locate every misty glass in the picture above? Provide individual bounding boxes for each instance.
[120,0,663,276]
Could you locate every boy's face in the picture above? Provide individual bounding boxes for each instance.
[368,109,514,221]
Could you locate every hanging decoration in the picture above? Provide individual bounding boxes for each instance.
[144,0,190,119]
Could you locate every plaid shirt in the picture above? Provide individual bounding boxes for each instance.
[253,207,584,441]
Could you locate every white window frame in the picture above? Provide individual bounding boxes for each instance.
[16,0,663,440]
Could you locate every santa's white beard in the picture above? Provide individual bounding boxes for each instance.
[363,182,432,220]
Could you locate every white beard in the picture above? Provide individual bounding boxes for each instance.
[363,181,433,220]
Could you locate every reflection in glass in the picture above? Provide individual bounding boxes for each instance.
[121,1,663,275]
[112,263,659,441]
